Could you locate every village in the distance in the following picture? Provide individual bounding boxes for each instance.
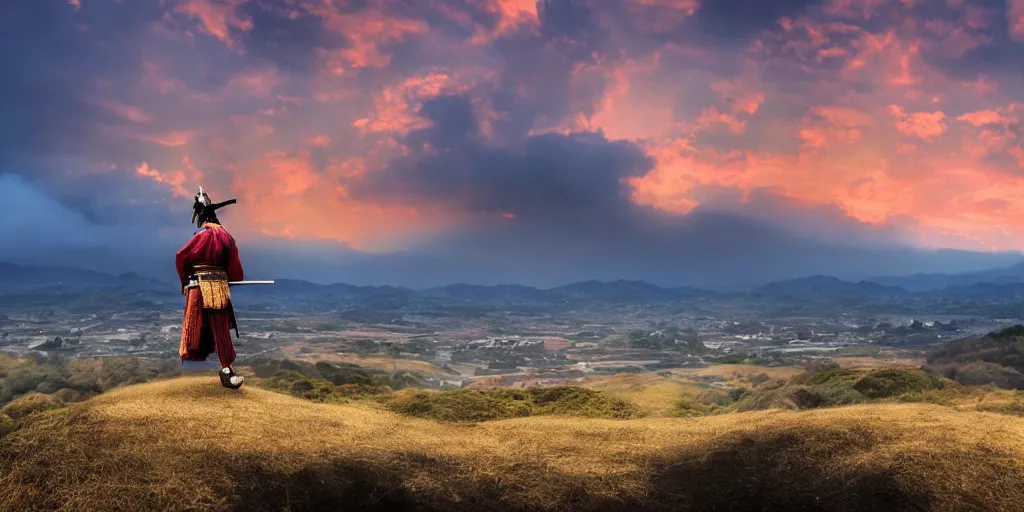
[3,260,1023,390]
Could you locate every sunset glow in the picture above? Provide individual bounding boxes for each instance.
[3,0,1024,285]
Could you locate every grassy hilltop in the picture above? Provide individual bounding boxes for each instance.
[3,377,1024,511]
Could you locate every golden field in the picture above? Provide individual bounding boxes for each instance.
[3,376,1024,511]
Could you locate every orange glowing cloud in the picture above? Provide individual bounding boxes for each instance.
[888,105,948,141]
[558,54,671,141]
[353,72,476,135]
[174,0,253,51]
[957,108,1016,127]
[955,105,1022,162]
[223,151,447,250]
[492,0,540,34]
[313,4,429,74]
[307,135,332,148]
[617,0,1024,252]
[135,162,194,198]
[798,106,874,151]
[72,0,1024,253]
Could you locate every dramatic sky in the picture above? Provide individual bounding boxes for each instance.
[3,0,1024,287]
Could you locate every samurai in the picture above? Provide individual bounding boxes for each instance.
[176,187,246,389]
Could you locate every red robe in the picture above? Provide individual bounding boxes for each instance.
[176,223,244,369]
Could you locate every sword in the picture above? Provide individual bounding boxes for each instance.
[185,278,275,289]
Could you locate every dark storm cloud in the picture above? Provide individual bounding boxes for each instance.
[357,94,653,219]
[487,35,606,139]
[1,0,1022,288]
[688,0,821,43]
[343,92,1021,288]
[236,2,344,73]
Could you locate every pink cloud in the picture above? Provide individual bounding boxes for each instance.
[307,135,332,148]
[824,0,890,20]
[624,0,700,34]
[309,2,429,74]
[353,72,476,134]
[134,130,197,147]
[1010,0,1024,40]
[956,108,1016,127]
[173,0,253,51]
[135,162,192,198]
[94,100,153,124]
[964,3,993,29]
[70,0,1024,252]
[888,105,948,140]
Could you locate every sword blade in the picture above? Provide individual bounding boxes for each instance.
[228,280,275,286]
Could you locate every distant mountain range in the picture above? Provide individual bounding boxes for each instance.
[0,263,168,293]
[869,261,1024,291]
[5,260,1024,304]
[751,275,910,297]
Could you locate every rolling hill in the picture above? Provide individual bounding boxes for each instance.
[2,377,1024,511]
[751,275,909,297]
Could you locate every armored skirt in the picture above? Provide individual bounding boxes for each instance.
[176,223,245,369]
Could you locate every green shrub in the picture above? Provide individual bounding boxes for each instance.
[733,368,949,412]
[263,370,345,403]
[383,387,638,423]
[674,396,717,417]
[728,387,749,402]
[799,368,859,386]
[248,358,424,390]
[852,369,946,399]
[529,387,638,419]
[749,373,771,387]
[732,387,800,412]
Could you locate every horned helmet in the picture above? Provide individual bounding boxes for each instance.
[191,186,237,228]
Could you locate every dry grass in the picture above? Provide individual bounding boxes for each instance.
[584,373,705,416]
[285,350,453,378]
[670,363,804,386]
[833,356,925,369]
[0,393,64,421]
[3,377,1024,511]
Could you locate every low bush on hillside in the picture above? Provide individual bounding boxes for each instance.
[674,387,751,417]
[0,354,183,436]
[261,370,391,402]
[710,352,797,366]
[926,325,1024,390]
[677,367,954,415]
[247,358,424,390]
[0,354,180,407]
[852,369,948,398]
[382,386,639,422]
